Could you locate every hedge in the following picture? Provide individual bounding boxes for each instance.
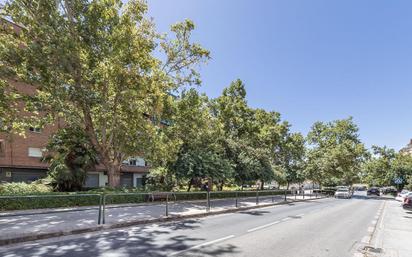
[0,189,295,211]
[0,194,102,211]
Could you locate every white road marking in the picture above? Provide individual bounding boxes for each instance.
[282,217,291,221]
[247,221,280,232]
[297,213,305,217]
[170,235,235,256]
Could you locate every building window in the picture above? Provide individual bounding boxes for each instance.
[29,127,41,133]
[0,140,5,157]
[129,158,137,166]
[28,147,43,158]
[124,157,146,167]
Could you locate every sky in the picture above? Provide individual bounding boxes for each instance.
[1,0,411,150]
[146,0,412,151]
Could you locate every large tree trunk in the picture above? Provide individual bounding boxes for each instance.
[105,162,121,187]
[187,178,193,192]
[208,178,214,191]
[260,181,264,190]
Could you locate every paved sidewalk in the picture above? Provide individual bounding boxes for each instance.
[370,199,412,257]
[0,193,322,245]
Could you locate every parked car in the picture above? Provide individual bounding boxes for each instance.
[402,195,412,209]
[398,192,412,203]
[396,190,410,202]
[334,188,351,199]
[367,187,380,196]
[381,187,397,195]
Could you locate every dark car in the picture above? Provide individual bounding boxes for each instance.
[367,188,380,196]
[402,196,412,209]
[381,187,397,195]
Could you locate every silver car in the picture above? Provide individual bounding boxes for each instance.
[335,188,351,199]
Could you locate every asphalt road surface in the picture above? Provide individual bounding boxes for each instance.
[0,192,383,257]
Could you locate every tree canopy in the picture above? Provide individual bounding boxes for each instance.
[0,0,209,187]
[305,117,367,186]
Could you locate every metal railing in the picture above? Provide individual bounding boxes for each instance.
[0,190,328,226]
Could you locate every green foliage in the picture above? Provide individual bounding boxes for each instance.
[306,117,367,186]
[363,146,412,189]
[0,181,53,195]
[145,167,176,192]
[148,79,308,190]
[46,126,97,191]
[0,0,209,187]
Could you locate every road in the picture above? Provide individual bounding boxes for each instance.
[0,193,308,242]
[0,192,383,257]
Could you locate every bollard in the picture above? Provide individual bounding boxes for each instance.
[256,190,259,205]
[98,195,102,225]
[272,191,275,203]
[235,191,238,208]
[165,193,169,217]
[284,189,287,201]
[295,191,297,200]
[303,190,305,199]
[206,192,211,212]
[102,194,106,225]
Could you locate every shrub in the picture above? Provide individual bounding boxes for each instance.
[0,181,53,195]
[46,126,97,191]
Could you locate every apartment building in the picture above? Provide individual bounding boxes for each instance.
[400,139,412,156]
[0,19,149,188]
[0,121,149,187]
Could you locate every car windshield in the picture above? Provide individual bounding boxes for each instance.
[337,189,349,192]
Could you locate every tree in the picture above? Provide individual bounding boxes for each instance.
[362,146,395,186]
[159,89,232,191]
[306,117,367,186]
[212,80,293,188]
[363,146,412,190]
[45,126,97,191]
[391,153,412,190]
[0,0,209,187]
[279,133,306,189]
[212,80,269,187]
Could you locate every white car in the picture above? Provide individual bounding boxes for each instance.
[335,188,351,199]
[395,190,411,202]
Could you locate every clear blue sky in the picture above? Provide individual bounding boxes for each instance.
[147,0,412,151]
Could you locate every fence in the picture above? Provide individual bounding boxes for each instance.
[0,189,328,226]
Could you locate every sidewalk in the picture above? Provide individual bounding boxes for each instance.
[370,199,412,257]
[0,193,322,245]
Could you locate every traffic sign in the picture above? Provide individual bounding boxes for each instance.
[394,177,403,184]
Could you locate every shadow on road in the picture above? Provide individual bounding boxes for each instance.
[0,218,240,257]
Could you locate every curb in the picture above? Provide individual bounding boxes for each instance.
[0,196,328,246]
[353,200,387,257]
